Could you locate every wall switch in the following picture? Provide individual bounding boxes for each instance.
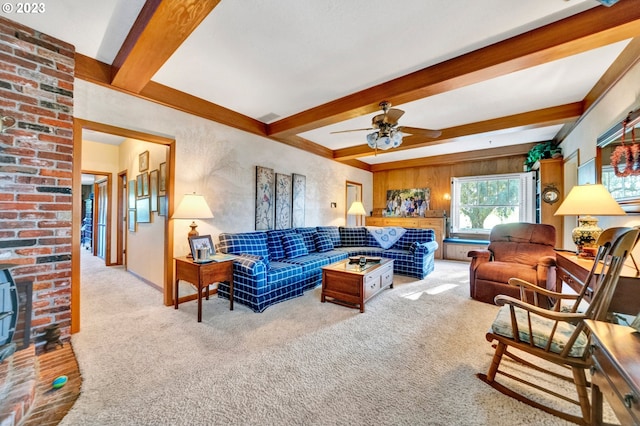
[330,202,337,208]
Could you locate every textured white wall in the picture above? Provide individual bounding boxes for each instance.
[559,59,640,250]
[74,80,372,262]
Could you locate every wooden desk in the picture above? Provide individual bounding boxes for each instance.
[174,257,234,322]
[585,320,640,426]
[555,251,640,316]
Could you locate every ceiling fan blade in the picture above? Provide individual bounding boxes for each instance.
[330,128,374,134]
[384,108,404,124]
[398,126,442,138]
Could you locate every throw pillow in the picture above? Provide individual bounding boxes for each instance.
[281,233,309,259]
[314,232,334,252]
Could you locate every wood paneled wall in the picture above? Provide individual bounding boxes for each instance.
[372,155,526,214]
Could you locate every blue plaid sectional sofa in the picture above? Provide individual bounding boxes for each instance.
[216,226,438,312]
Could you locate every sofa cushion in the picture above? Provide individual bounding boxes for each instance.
[267,229,296,261]
[339,227,368,247]
[282,233,309,258]
[316,226,341,247]
[295,227,318,253]
[218,232,270,264]
[314,232,334,252]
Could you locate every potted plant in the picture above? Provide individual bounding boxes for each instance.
[525,141,562,171]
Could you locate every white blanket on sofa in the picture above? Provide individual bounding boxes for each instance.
[366,226,407,249]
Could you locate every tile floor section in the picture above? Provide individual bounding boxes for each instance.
[0,343,81,426]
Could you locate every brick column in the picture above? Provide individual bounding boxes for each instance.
[0,17,75,347]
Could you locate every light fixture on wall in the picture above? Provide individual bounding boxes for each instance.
[554,184,625,255]
[1,114,16,133]
[172,192,214,240]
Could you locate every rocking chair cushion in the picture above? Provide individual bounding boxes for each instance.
[490,305,588,357]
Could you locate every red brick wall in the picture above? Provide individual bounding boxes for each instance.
[0,17,74,346]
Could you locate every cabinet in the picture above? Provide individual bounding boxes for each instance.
[535,158,563,247]
[365,216,445,259]
[443,240,489,261]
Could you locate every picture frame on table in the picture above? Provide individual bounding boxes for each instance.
[188,234,215,259]
[139,150,149,172]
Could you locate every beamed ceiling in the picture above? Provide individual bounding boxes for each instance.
[8,0,640,171]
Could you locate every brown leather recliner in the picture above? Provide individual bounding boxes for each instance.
[468,223,556,305]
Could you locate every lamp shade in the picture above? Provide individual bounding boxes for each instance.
[172,193,214,220]
[554,184,625,216]
[347,201,367,216]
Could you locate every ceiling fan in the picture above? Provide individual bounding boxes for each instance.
[331,101,442,151]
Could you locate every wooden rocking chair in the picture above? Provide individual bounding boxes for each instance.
[478,227,640,425]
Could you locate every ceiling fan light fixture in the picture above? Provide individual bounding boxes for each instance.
[366,129,402,150]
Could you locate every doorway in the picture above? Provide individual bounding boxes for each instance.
[345,181,363,226]
[80,171,112,263]
[72,119,176,333]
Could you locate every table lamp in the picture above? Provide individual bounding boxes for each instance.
[172,193,214,239]
[347,200,367,226]
[554,184,625,255]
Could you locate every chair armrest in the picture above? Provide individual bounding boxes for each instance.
[537,255,556,268]
[494,295,586,323]
[468,249,491,259]
[508,277,579,301]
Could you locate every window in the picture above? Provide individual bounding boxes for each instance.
[601,166,640,200]
[451,172,536,235]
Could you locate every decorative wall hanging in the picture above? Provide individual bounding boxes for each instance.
[255,166,275,230]
[292,174,306,227]
[275,173,292,230]
[610,113,639,177]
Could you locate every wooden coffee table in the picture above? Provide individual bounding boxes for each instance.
[321,258,393,313]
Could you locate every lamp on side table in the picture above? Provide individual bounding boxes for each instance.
[554,184,625,256]
[172,193,214,256]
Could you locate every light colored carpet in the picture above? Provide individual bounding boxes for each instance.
[61,253,610,425]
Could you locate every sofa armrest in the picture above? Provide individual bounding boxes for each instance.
[468,249,491,259]
[233,254,268,276]
[410,241,439,256]
[468,249,491,272]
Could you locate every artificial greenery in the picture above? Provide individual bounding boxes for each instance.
[524,141,562,171]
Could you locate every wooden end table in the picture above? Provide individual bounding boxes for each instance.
[321,258,393,313]
[174,257,234,322]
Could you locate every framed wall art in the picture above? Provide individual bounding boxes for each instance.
[275,173,292,230]
[136,174,143,197]
[292,173,305,227]
[149,169,158,212]
[128,179,136,209]
[136,197,151,223]
[139,150,149,172]
[384,188,431,217]
[255,166,274,230]
[141,172,149,197]
[128,209,136,232]
[159,162,166,193]
[158,195,167,216]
